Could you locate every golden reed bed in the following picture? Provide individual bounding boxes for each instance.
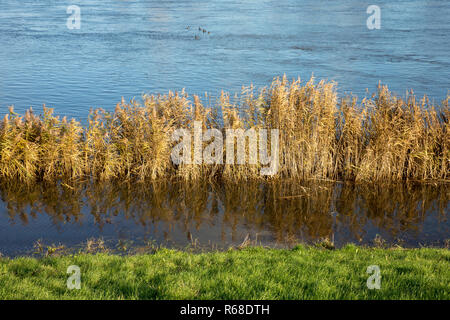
[0,76,448,183]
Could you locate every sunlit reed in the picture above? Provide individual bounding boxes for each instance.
[0,76,448,183]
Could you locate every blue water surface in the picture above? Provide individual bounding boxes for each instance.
[0,0,449,119]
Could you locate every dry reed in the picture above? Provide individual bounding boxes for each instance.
[0,76,448,183]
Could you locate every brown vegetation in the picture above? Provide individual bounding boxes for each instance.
[0,76,448,183]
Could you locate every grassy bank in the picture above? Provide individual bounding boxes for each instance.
[1,76,448,183]
[0,245,448,299]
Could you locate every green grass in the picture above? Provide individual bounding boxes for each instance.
[0,245,448,300]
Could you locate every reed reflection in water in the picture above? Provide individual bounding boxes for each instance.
[0,181,448,256]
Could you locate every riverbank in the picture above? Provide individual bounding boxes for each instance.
[0,245,448,299]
